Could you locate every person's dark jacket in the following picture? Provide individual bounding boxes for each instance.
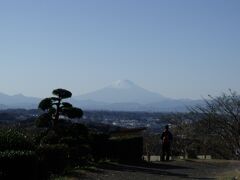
[161,130,173,145]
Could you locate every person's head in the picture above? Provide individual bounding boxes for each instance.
[165,125,169,130]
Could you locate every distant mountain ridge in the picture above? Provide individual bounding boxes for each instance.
[0,80,203,112]
[0,92,40,109]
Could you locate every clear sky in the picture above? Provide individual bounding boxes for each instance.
[0,0,240,99]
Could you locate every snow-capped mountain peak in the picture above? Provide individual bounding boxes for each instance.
[75,79,167,104]
[109,79,138,89]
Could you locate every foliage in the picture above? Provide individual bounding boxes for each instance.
[167,113,198,158]
[40,130,60,145]
[166,91,240,159]
[59,123,91,165]
[90,133,110,161]
[37,144,69,176]
[0,128,35,151]
[89,133,144,163]
[108,137,143,163]
[191,90,240,159]
[67,143,92,166]
[37,122,91,168]
[0,150,37,179]
[38,89,83,127]
[143,132,161,157]
[54,122,89,139]
[36,113,52,127]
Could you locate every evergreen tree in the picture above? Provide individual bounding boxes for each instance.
[38,88,83,127]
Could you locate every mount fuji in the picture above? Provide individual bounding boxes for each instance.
[75,80,167,104]
[73,80,202,112]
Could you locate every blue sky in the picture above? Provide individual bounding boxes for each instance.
[0,0,240,99]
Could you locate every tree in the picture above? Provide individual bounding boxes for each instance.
[38,88,83,127]
[191,90,240,159]
[167,113,198,159]
[143,132,161,161]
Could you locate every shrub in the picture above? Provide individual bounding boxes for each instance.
[90,133,110,162]
[0,150,37,179]
[0,129,35,151]
[59,136,91,166]
[35,113,52,128]
[109,137,143,163]
[40,130,59,145]
[59,136,78,146]
[68,123,89,138]
[54,122,89,139]
[37,144,69,177]
[68,144,92,167]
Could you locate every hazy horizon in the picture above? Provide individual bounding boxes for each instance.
[0,0,240,99]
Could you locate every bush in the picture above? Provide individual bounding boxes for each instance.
[0,150,37,179]
[37,144,69,177]
[35,113,52,128]
[59,136,78,146]
[40,130,59,145]
[68,123,89,138]
[109,137,143,163]
[68,144,92,167]
[36,122,91,170]
[54,122,89,139]
[0,129,35,151]
[90,133,110,161]
[59,136,91,166]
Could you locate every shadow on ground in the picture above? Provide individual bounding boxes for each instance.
[62,161,220,180]
[96,162,192,179]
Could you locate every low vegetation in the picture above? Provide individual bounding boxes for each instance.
[0,88,145,179]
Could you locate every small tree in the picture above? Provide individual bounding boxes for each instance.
[38,89,83,127]
[168,113,197,159]
[191,90,240,159]
[143,132,161,162]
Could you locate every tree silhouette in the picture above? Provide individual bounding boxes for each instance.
[38,88,83,127]
[191,90,240,159]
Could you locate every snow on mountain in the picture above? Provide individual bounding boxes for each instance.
[109,79,140,89]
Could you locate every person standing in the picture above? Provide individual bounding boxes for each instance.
[161,125,173,161]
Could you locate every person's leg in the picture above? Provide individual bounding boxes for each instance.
[166,144,170,161]
[161,145,166,161]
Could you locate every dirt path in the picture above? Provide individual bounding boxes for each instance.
[60,160,240,180]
